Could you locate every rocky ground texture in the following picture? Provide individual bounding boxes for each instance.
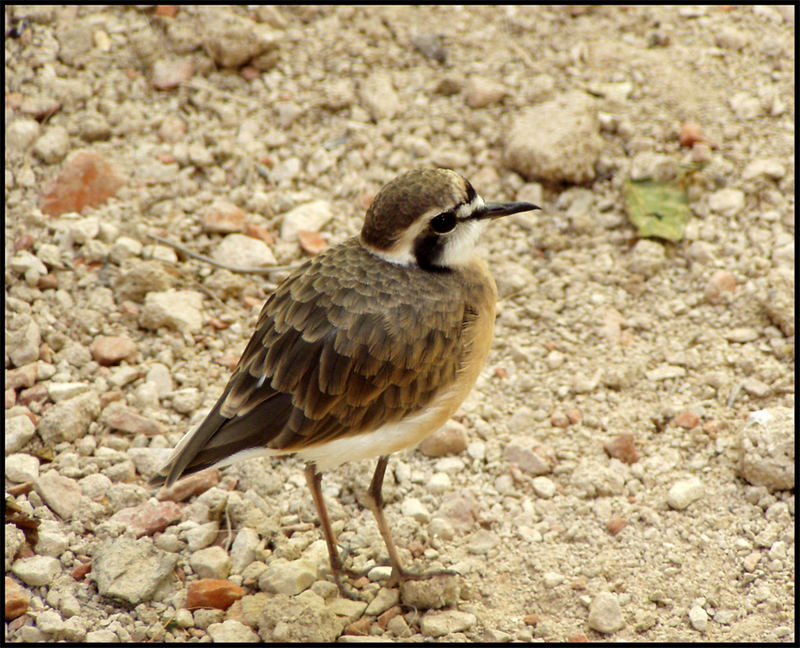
[4,5,795,643]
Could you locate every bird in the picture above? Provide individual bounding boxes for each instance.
[152,168,539,597]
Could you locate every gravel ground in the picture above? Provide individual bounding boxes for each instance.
[4,5,795,643]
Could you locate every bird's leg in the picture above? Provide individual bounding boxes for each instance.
[366,456,407,584]
[304,464,363,599]
[367,456,457,587]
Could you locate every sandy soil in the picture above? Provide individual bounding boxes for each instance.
[5,5,794,643]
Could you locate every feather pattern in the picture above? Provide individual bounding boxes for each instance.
[155,236,496,486]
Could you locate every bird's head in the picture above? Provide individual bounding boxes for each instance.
[360,168,539,271]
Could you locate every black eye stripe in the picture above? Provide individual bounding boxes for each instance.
[464,181,477,204]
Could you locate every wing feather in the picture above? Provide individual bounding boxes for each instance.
[154,238,488,486]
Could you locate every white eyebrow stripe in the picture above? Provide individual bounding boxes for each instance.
[456,194,485,220]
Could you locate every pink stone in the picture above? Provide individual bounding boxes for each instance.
[203,201,246,233]
[41,151,124,217]
[157,469,221,502]
[101,406,165,436]
[110,500,182,537]
[419,422,468,457]
[185,579,245,610]
[89,335,138,366]
[6,363,38,390]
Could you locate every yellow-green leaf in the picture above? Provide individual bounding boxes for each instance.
[623,179,690,242]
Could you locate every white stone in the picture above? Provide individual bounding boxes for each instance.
[688,605,708,631]
[35,529,69,557]
[367,565,393,582]
[175,608,194,628]
[33,126,70,163]
[739,407,794,491]
[627,239,665,277]
[36,609,65,635]
[207,619,259,642]
[5,452,40,482]
[743,158,786,180]
[359,71,399,121]
[466,441,485,461]
[434,457,465,474]
[14,246,47,275]
[420,610,476,637]
[132,381,160,411]
[211,233,276,269]
[85,629,119,643]
[532,476,557,499]
[109,236,143,263]
[60,593,81,619]
[189,546,231,579]
[542,571,564,588]
[708,188,745,217]
[7,118,41,151]
[667,477,704,510]
[127,448,173,480]
[258,558,317,595]
[140,289,204,333]
[729,92,762,120]
[6,524,25,571]
[401,497,431,523]
[11,555,62,586]
[279,200,333,242]
[588,591,624,633]
[270,156,301,183]
[145,363,174,397]
[47,381,91,402]
[504,91,604,184]
[645,365,686,381]
[231,527,261,573]
[428,472,451,493]
[36,243,63,268]
[185,521,220,551]
[68,217,100,243]
[365,587,400,616]
[429,509,457,537]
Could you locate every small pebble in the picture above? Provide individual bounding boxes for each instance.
[688,605,708,632]
[531,476,556,498]
[667,477,704,510]
[587,591,624,633]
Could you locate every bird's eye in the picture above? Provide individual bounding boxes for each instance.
[431,211,456,234]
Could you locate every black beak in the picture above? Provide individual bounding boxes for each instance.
[475,201,540,220]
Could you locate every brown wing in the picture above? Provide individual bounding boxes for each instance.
[155,238,475,486]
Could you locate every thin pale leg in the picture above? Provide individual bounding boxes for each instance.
[304,464,361,599]
[367,456,456,587]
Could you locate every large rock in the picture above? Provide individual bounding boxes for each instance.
[140,289,204,333]
[92,536,179,604]
[40,151,124,217]
[279,200,333,242]
[504,91,604,184]
[257,593,345,642]
[200,7,280,67]
[38,391,101,443]
[211,234,276,269]
[359,71,399,121]
[739,407,794,491]
[35,471,82,519]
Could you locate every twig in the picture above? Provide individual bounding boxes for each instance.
[508,38,537,71]
[184,78,254,108]
[148,234,302,274]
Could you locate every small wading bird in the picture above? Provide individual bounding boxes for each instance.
[152,168,539,597]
